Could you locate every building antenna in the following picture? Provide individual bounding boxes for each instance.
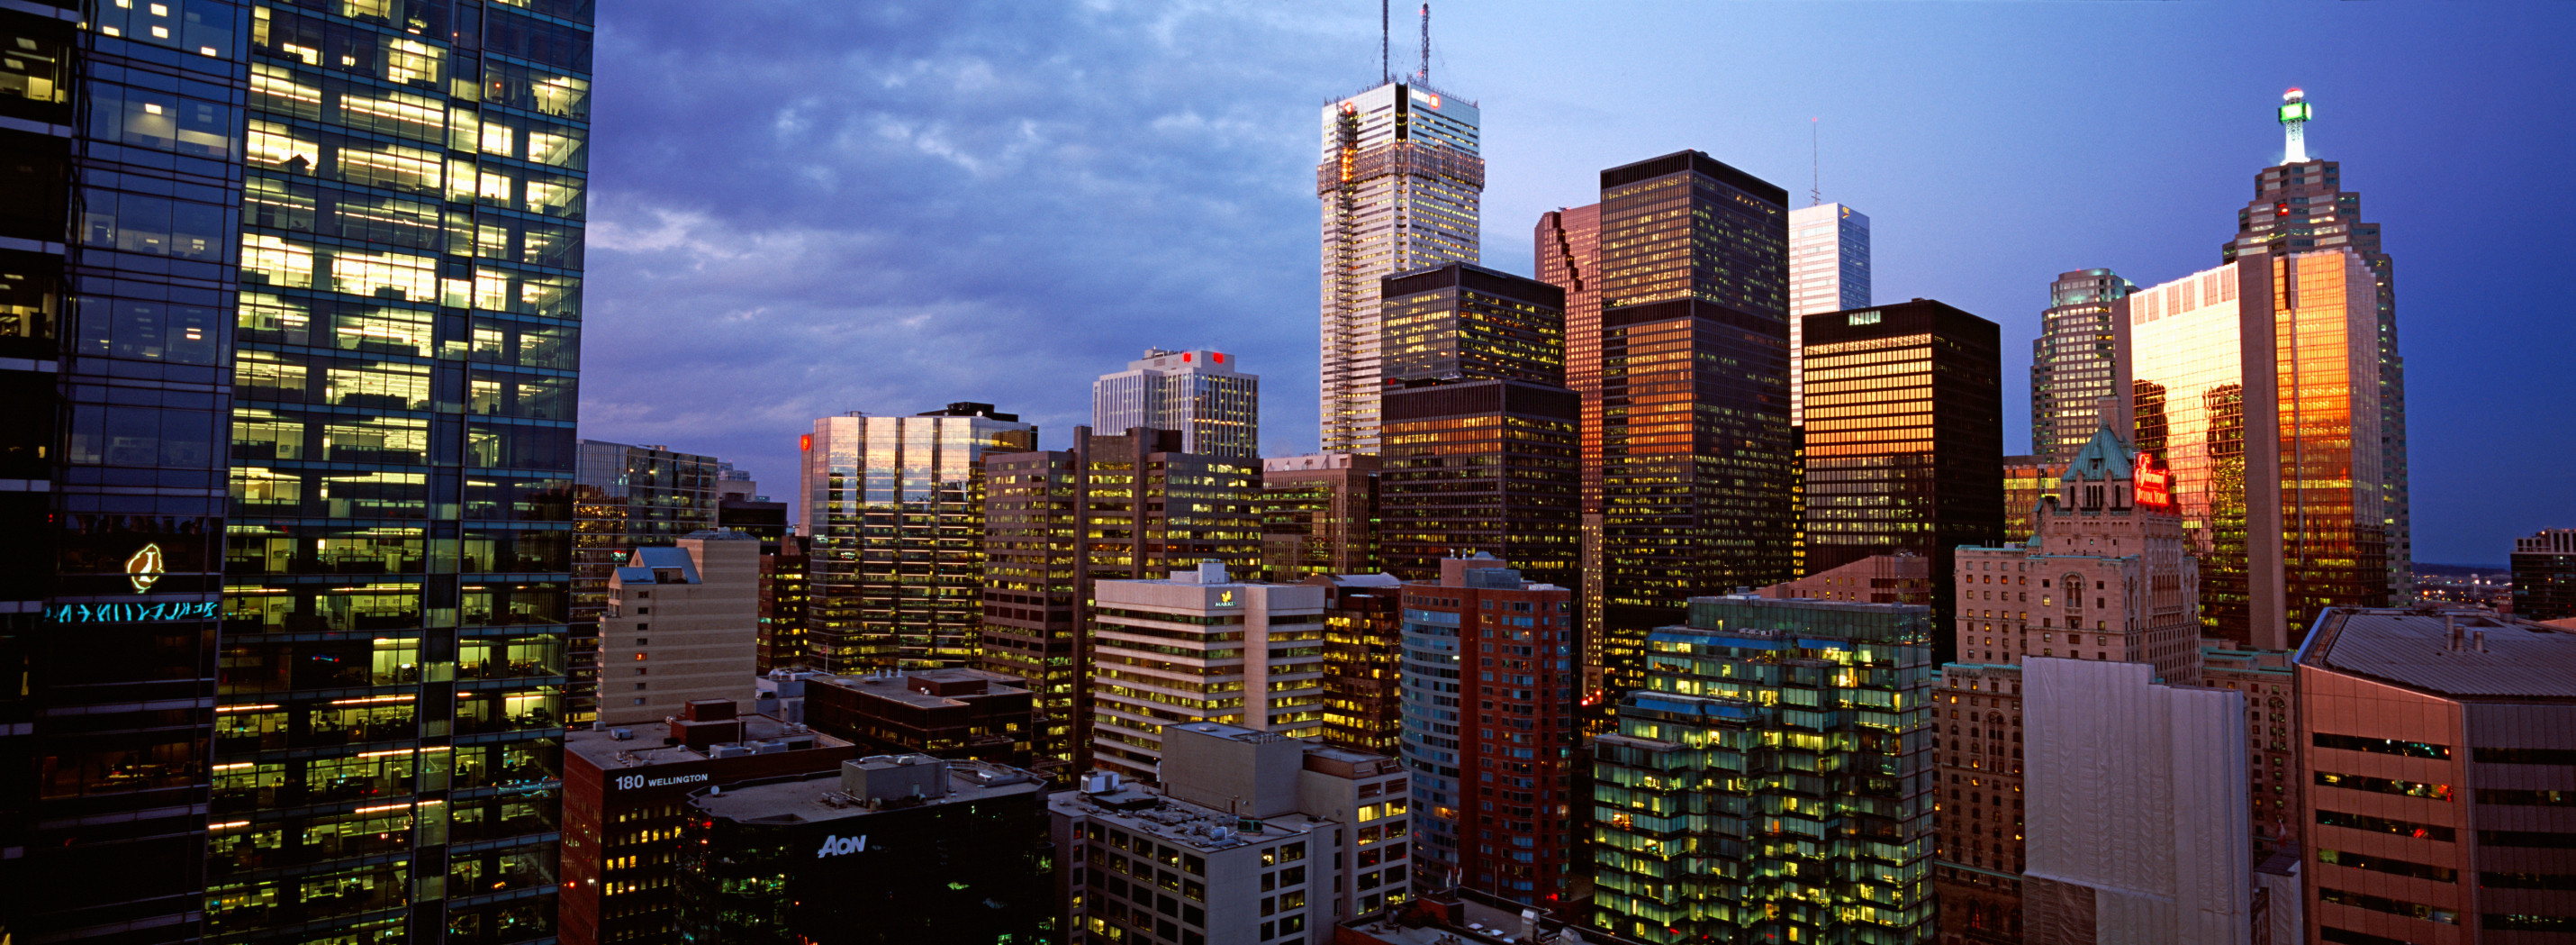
[1419,4,1431,85]
[1380,0,1390,85]
[1811,117,1823,207]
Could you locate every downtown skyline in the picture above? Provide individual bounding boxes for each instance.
[577,2,2571,565]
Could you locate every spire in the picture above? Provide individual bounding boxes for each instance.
[2279,87,2311,164]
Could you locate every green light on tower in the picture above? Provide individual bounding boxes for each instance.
[2280,87,2311,163]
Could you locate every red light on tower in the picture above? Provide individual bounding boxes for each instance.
[799,434,812,451]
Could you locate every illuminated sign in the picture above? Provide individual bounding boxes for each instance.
[800,434,812,451]
[612,771,708,791]
[1426,93,1441,109]
[127,542,165,593]
[2279,102,2311,123]
[2133,451,2174,511]
[815,833,870,859]
[1847,310,1882,325]
[49,601,221,623]
[1215,589,1238,608]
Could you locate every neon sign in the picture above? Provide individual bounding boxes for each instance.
[127,542,165,593]
[1215,589,1238,608]
[2133,451,2174,511]
[49,601,221,623]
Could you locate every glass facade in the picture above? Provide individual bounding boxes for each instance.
[800,405,1035,673]
[1786,203,1870,427]
[568,440,719,725]
[1255,453,1378,582]
[1312,577,1405,754]
[1378,262,1565,387]
[1589,596,1933,945]
[1531,204,1604,700]
[1319,81,1482,454]
[2028,268,2134,464]
[1378,380,1579,586]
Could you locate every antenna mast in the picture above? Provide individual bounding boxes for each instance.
[1380,0,1390,85]
[1810,118,1822,207]
[1419,4,1430,85]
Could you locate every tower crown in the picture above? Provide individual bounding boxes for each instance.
[2279,87,2313,163]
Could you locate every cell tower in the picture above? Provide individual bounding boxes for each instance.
[1419,4,1431,85]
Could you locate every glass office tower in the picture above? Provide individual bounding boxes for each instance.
[2029,268,2136,464]
[203,1,595,943]
[1786,202,1869,426]
[1532,204,1605,695]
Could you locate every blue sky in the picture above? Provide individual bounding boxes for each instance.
[578,1,2573,565]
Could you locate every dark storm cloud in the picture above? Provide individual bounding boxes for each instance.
[580,3,1362,490]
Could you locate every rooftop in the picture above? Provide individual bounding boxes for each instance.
[566,712,843,771]
[1048,775,1334,855]
[2302,606,2576,700]
[814,668,1028,709]
[691,757,1044,824]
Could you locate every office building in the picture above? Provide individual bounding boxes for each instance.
[800,404,1035,672]
[574,441,724,620]
[2294,606,2576,945]
[1532,204,1613,686]
[1803,298,2004,645]
[1398,556,1578,909]
[1787,203,1871,425]
[1379,262,1566,387]
[1756,551,1930,605]
[2511,528,2576,621]
[1593,150,1797,709]
[1052,721,1413,944]
[754,534,810,672]
[1092,347,1260,459]
[1378,380,1580,585]
[2129,254,2389,650]
[676,755,1053,944]
[2022,658,2252,945]
[2202,644,2302,856]
[714,495,788,553]
[1589,595,1934,944]
[2003,455,2059,543]
[979,427,1261,774]
[561,701,856,945]
[597,530,760,726]
[1260,452,1380,581]
[1089,562,1324,780]
[2224,89,2410,602]
[800,668,1036,768]
[1305,572,1407,754]
[2029,269,2138,465]
[1320,77,1483,453]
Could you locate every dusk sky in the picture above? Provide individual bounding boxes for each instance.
[578,1,2573,565]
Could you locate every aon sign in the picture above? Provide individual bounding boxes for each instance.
[815,834,870,858]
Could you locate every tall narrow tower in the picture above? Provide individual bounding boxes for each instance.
[1317,65,1483,453]
[2279,87,2311,163]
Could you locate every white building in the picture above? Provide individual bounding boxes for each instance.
[1089,562,1327,780]
[1091,348,1260,459]
[1787,202,1868,424]
[598,530,761,726]
[1318,80,1482,453]
[2024,657,2251,945]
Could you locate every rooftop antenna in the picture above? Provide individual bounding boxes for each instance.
[1380,0,1390,85]
[2279,87,2311,163]
[1810,117,1822,207]
[1418,4,1430,85]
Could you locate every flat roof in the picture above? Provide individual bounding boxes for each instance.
[691,761,1044,824]
[1049,783,1333,855]
[814,669,1027,709]
[2303,607,2576,700]
[566,713,846,771]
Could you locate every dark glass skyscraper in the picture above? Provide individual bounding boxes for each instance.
[1592,150,1794,706]
[2029,268,2135,464]
[1532,204,1605,690]
[1378,262,1565,388]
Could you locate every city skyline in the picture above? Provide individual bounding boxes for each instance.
[578,3,2570,565]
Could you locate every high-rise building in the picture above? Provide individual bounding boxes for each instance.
[2022,658,2253,944]
[1802,298,2003,647]
[2129,253,2389,650]
[2511,529,2576,621]
[1532,204,1606,681]
[1378,380,1579,586]
[1589,595,1934,944]
[1259,452,1380,581]
[1593,150,1796,710]
[1088,562,1325,780]
[1091,347,1260,459]
[1304,572,1406,754]
[571,441,724,725]
[1397,556,1578,911]
[1319,78,1483,453]
[2201,643,2302,856]
[978,427,1261,775]
[2029,269,2138,464]
[2002,454,2060,543]
[1787,203,1870,426]
[1755,552,1930,605]
[800,668,1036,768]
[597,531,759,726]
[2224,88,2410,603]
[754,534,811,673]
[1379,263,1565,387]
[800,404,1035,672]
[2293,606,2576,945]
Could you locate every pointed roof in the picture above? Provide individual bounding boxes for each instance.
[2058,422,2138,484]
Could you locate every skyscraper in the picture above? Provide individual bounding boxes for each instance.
[1787,202,1870,425]
[1532,204,1604,698]
[571,440,724,725]
[1089,562,1325,779]
[1319,79,1482,453]
[1378,262,1565,387]
[1593,150,1796,709]
[1802,298,2004,644]
[2511,529,2576,621]
[1090,347,1259,459]
[1258,452,1380,581]
[800,404,1035,672]
[2029,268,2138,464]
[2223,87,2411,604]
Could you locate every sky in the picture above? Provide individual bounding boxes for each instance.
[579,1,2575,566]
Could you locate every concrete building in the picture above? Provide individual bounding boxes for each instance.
[1788,202,1872,425]
[1052,721,1413,944]
[1320,76,1484,454]
[2294,606,2576,945]
[1757,551,1930,605]
[800,668,1035,768]
[1093,348,1260,459]
[1260,453,1381,581]
[801,404,1036,672]
[2022,658,2252,945]
[597,530,760,727]
[560,702,856,945]
[1589,595,1935,944]
[1305,573,1409,754]
[676,755,1053,944]
[980,427,1262,775]
[2029,269,2138,466]
[2511,528,2576,621]
[1089,562,1327,780]
[1397,556,1579,910]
